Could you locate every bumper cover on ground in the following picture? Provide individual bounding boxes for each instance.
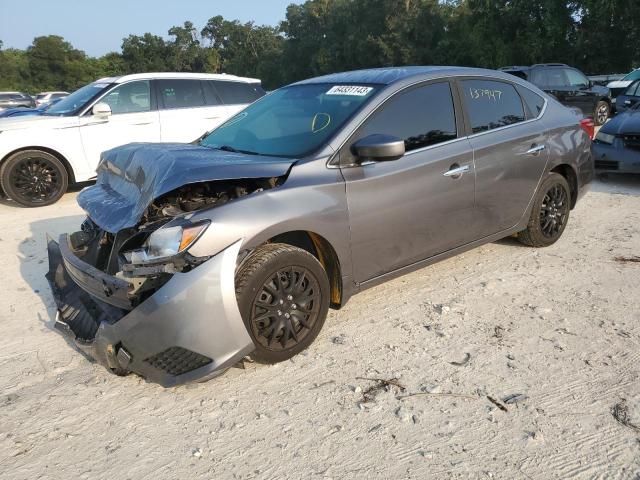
[46,236,254,387]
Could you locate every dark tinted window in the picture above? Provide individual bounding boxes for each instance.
[462,80,525,133]
[354,82,457,154]
[518,86,545,117]
[202,81,222,106]
[214,81,264,104]
[158,79,206,109]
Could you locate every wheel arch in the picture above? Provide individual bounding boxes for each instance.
[1,146,76,184]
[262,230,343,309]
[550,164,578,208]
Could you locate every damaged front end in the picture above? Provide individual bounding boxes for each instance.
[46,143,295,386]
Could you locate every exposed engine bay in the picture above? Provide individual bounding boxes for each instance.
[66,177,282,307]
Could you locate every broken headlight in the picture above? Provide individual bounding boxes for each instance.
[123,221,210,264]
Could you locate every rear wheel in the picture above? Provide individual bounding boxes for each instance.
[0,150,68,207]
[235,243,330,364]
[518,173,571,247]
[595,100,610,126]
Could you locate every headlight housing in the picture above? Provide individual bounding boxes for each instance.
[124,221,210,264]
[595,131,615,144]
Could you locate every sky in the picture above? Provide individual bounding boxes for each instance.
[0,0,305,57]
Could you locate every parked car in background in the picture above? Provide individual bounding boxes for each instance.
[0,97,63,118]
[607,69,640,107]
[0,92,36,111]
[593,102,640,174]
[34,91,69,107]
[0,72,265,207]
[500,63,611,125]
[611,79,640,114]
[46,66,594,386]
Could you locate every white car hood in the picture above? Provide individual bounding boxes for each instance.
[607,80,632,89]
[0,115,78,132]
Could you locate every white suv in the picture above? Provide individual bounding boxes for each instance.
[0,72,265,206]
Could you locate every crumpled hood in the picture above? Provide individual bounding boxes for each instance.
[0,115,77,131]
[601,110,640,135]
[78,143,296,233]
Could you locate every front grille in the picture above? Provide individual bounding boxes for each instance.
[623,134,640,150]
[145,347,212,376]
[595,160,619,170]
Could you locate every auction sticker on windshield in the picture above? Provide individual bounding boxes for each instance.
[326,85,373,96]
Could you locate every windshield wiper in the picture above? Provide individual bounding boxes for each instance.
[217,145,262,156]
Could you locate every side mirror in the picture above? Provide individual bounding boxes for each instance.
[92,102,112,119]
[352,134,405,162]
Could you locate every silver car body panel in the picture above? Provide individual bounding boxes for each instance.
[47,66,593,386]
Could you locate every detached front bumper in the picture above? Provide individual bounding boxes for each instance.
[46,236,254,387]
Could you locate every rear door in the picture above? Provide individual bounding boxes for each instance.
[460,78,548,237]
[340,81,476,283]
[79,80,160,171]
[157,79,228,142]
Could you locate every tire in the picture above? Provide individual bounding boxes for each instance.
[594,100,610,126]
[518,173,571,248]
[0,149,68,207]
[235,243,330,364]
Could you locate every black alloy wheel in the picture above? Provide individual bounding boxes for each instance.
[250,266,321,351]
[595,100,610,126]
[236,243,330,363]
[518,172,571,247]
[0,150,68,207]
[539,183,569,239]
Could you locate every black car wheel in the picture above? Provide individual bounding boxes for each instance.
[236,243,330,364]
[595,100,610,126]
[0,150,68,207]
[518,173,571,248]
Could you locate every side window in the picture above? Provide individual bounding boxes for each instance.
[564,69,589,88]
[214,81,265,104]
[100,81,151,114]
[461,79,526,134]
[349,82,457,158]
[203,81,222,106]
[158,79,206,109]
[518,86,546,117]
[545,68,570,88]
[626,80,640,97]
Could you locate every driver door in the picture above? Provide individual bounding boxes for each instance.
[79,80,160,172]
[340,81,476,284]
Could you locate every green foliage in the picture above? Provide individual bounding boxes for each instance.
[0,0,638,94]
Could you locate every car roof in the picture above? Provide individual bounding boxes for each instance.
[37,91,69,95]
[94,72,261,84]
[292,66,523,86]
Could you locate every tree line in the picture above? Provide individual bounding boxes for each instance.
[0,0,637,93]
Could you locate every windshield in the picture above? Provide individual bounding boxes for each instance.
[623,70,640,82]
[200,83,380,158]
[45,82,112,116]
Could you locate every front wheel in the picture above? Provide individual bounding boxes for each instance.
[518,173,571,248]
[0,150,68,207]
[235,243,330,364]
[595,100,610,126]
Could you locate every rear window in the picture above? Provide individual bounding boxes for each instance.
[158,79,206,109]
[214,81,265,104]
[518,86,546,117]
[462,79,526,134]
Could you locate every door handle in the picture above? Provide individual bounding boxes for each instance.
[133,122,153,126]
[443,164,470,178]
[525,145,546,156]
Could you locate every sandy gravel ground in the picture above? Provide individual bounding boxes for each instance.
[1,175,639,480]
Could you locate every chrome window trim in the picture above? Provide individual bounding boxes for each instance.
[327,73,547,169]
